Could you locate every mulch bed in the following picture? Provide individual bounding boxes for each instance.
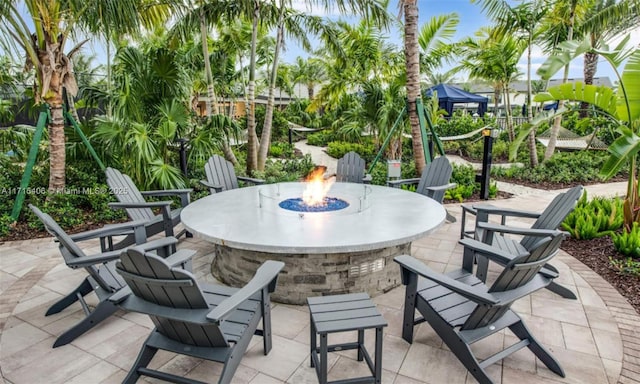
[0,219,125,245]
[562,236,640,314]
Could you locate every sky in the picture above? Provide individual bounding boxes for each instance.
[12,0,639,83]
[283,0,638,82]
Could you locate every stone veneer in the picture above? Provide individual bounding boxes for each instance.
[212,243,411,304]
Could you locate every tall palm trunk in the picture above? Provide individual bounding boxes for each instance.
[246,1,260,174]
[200,9,237,165]
[308,83,314,100]
[503,85,514,140]
[38,45,66,192]
[404,0,426,175]
[580,50,599,118]
[545,0,577,160]
[48,101,66,193]
[526,36,539,167]
[257,4,285,171]
[200,11,219,116]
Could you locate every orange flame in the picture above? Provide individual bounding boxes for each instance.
[302,166,335,206]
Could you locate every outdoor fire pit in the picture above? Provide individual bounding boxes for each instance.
[181,180,445,304]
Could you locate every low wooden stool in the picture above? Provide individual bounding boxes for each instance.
[307,293,387,384]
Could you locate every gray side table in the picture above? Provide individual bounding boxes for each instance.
[307,293,388,384]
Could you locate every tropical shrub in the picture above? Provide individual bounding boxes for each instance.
[492,151,619,185]
[561,193,624,239]
[307,130,340,147]
[0,214,12,237]
[268,142,295,158]
[612,223,640,258]
[252,154,316,183]
[435,112,496,137]
[444,163,497,202]
[609,257,640,276]
[325,141,376,162]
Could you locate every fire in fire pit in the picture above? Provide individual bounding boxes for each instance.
[279,166,349,212]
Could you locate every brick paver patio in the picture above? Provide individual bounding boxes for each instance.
[1,185,638,384]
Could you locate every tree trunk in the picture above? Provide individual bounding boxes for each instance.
[257,7,285,171]
[580,51,599,118]
[65,91,80,124]
[201,10,220,116]
[526,40,539,167]
[504,86,514,141]
[48,102,66,192]
[246,2,260,174]
[545,0,577,160]
[308,83,314,100]
[404,0,426,175]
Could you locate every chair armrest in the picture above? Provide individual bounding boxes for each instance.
[113,294,212,322]
[134,237,179,254]
[68,219,149,242]
[472,204,541,219]
[200,180,224,193]
[67,249,123,268]
[140,189,193,197]
[108,287,131,304]
[394,255,498,305]
[477,222,565,238]
[237,176,265,185]
[491,274,553,304]
[109,201,172,209]
[387,178,421,188]
[67,238,179,268]
[140,189,191,207]
[207,260,285,324]
[459,238,524,265]
[425,182,457,192]
[164,249,196,268]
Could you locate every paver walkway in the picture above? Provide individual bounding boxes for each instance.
[2,183,640,383]
[1,143,637,383]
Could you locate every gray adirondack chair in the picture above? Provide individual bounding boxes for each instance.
[111,245,285,384]
[470,185,583,299]
[387,156,457,221]
[395,231,566,384]
[29,204,179,348]
[106,167,192,248]
[336,151,371,183]
[201,154,265,194]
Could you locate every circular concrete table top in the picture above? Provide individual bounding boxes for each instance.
[181,182,446,253]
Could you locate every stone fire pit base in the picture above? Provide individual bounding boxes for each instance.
[211,243,411,305]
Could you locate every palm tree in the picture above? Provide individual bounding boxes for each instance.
[542,0,579,160]
[400,0,426,174]
[0,0,170,192]
[457,29,525,141]
[576,0,640,117]
[291,57,327,100]
[257,4,342,171]
[418,13,460,78]
[424,71,456,87]
[472,0,549,167]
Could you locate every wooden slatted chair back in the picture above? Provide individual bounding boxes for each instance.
[204,155,239,193]
[105,167,155,222]
[336,151,366,183]
[462,232,564,330]
[416,156,453,203]
[29,204,122,291]
[520,185,583,250]
[116,248,230,347]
